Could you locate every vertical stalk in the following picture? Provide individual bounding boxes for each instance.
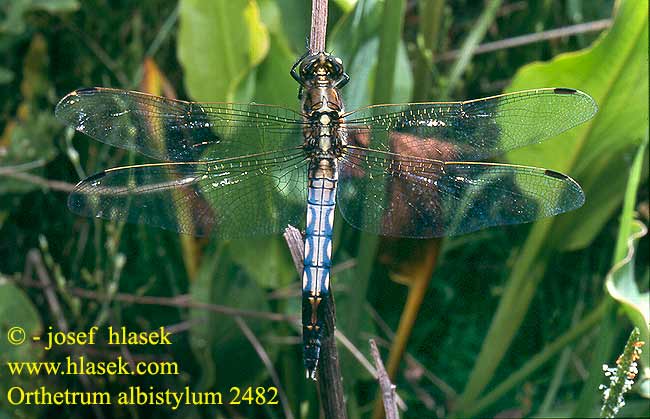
[413,0,445,101]
[384,241,441,380]
[372,0,406,104]
[368,4,408,418]
[348,0,407,360]
[454,218,553,415]
[442,0,503,98]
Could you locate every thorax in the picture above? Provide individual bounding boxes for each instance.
[302,85,346,159]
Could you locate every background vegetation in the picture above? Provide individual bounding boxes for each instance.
[0,0,648,418]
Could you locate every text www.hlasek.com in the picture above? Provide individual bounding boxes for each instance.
[6,356,179,376]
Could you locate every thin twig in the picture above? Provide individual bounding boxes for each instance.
[283,226,305,271]
[0,171,77,192]
[284,223,347,418]
[234,316,294,419]
[62,21,130,87]
[24,250,106,419]
[294,1,347,416]
[309,0,328,53]
[17,275,295,323]
[436,19,612,62]
[367,308,457,399]
[0,159,47,174]
[442,0,503,97]
[370,339,400,419]
[26,250,68,334]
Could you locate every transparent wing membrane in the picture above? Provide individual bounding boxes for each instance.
[55,87,306,162]
[58,86,595,239]
[344,88,597,162]
[338,147,584,237]
[68,150,309,237]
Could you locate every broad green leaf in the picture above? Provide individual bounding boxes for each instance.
[244,1,269,67]
[330,0,383,58]
[605,139,650,392]
[267,0,310,53]
[229,236,296,289]
[330,0,413,109]
[340,37,413,110]
[253,32,298,109]
[0,276,44,411]
[333,0,357,12]
[457,0,648,412]
[0,277,42,362]
[178,0,269,102]
[606,220,649,362]
[189,241,276,389]
[330,0,384,102]
[506,0,649,251]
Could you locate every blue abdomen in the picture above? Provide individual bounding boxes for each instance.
[302,158,337,379]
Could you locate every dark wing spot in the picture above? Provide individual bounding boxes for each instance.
[544,169,569,180]
[74,87,100,95]
[553,87,577,95]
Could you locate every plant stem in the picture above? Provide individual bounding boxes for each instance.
[368,0,410,419]
[454,218,553,416]
[464,298,610,417]
[442,0,503,98]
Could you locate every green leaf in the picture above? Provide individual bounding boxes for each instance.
[340,37,413,110]
[0,276,44,406]
[266,0,310,53]
[456,0,649,413]
[329,0,385,109]
[0,276,42,362]
[329,0,413,109]
[189,241,275,389]
[371,0,406,104]
[333,0,357,12]
[229,236,296,289]
[605,139,649,391]
[506,0,649,251]
[606,221,649,357]
[177,0,270,102]
[253,32,298,108]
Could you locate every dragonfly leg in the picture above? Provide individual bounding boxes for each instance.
[334,72,350,89]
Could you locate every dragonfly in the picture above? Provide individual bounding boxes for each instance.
[55,51,597,380]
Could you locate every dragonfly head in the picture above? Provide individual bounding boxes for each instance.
[291,52,348,90]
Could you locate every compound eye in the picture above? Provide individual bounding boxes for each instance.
[330,57,344,76]
[301,57,319,77]
[300,64,312,78]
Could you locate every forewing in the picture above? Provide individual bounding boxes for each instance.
[338,147,585,238]
[343,88,597,162]
[55,87,306,162]
[68,150,309,237]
